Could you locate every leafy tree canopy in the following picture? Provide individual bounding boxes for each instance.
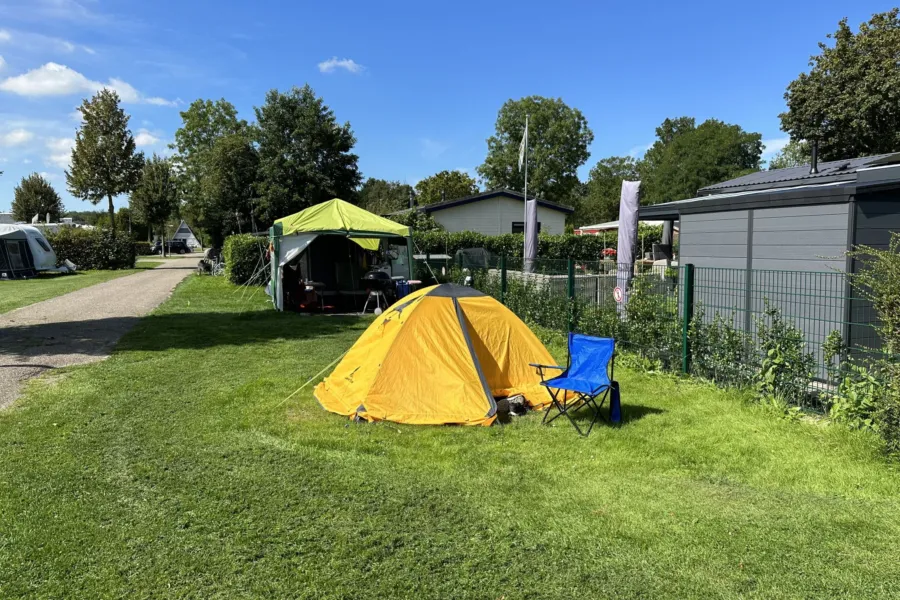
[768,140,811,170]
[359,178,414,215]
[415,170,479,205]
[477,96,593,203]
[780,9,900,161]
[576,156,639,226]
[12,173,65,223]
[201,134,260,245]
[254,84,362,223]
[66,89,144,234]
[639,117,762,203]
[171,99,248,241]
[130,155,181,250]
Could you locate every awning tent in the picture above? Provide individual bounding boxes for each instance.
[314,283,556,426]
[269,199,413,310]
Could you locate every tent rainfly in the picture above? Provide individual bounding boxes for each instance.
[315,283,556,426]
[268,198,413,311]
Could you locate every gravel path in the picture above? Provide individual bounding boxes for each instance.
[0,256,198,409]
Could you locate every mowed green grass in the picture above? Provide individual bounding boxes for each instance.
[1,276,899,598]
[0,262,162,314]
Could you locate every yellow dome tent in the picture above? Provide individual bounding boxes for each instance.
[314,283,556,426]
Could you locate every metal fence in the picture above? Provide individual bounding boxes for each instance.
[417,256,884,410]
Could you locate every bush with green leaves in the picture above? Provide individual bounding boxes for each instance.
[754,301,816,406]
[134,241,154,256]
[411,228,666,261]
[689,309,755,386]
[223,234,268,285]
[46,227,136,270]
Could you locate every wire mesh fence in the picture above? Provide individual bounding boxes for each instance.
[415,256,886,411]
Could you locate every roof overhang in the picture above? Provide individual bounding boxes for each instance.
[640,181,856,219]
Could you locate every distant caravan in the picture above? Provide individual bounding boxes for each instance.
[0,224,73,279]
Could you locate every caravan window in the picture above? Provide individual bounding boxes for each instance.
[32,235,52,252]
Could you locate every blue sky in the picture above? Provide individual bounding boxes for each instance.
[0,0,892,214]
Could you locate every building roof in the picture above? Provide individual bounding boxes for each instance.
[576,219,675,232]
[641,153,900,219]
[418,188,574,215]
[698,152,900,195]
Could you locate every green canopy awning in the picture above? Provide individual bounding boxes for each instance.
[274,198,410,249]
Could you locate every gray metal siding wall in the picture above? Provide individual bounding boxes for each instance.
[849,194,900,350]
[680,203,851,378]
[680,211,748,330]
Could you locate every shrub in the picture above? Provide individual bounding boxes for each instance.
[223,234,268,285]
[47,227,136,270]
[134,241,154,256]
[689,309,755,386]
[754,300,816,406]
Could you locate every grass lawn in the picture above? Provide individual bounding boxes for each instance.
[0,262,162,314]
[1,276,899,598]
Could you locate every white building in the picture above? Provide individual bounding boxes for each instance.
[408,189,572,235]
[171,220,202,249]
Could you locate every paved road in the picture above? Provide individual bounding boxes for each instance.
[0,256,197,409]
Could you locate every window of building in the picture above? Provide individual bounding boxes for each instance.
[512,222,541,234]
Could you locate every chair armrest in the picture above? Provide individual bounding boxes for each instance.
[529,363,563,369]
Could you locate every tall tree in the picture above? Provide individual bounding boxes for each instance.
[12,173,65,222]
[639,117,762,203]
[66,89,144,235]
[359,178,415,215]
[254,85,362,222]
[415,170,479,205]
[200,133,260,245]
[477,96,593,203]
[780,10,900,161]
[171,99,248,233]
[130,155,180,255]
[576,156,639,225]
[768,140,810,170]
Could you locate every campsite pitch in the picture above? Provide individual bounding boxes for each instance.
[0,276,899,598]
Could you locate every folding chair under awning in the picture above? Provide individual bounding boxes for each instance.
[532,334,620,436]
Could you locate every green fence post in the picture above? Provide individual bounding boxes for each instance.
[567,258,575,332]
[681,263,695,374]
[500,255,507,304]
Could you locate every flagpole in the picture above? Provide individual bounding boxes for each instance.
[523,114,528,246]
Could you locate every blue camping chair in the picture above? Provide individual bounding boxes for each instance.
[531,334,619,436]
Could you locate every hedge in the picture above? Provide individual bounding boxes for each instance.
[413,224,662,261]
[46,227,136,270]
[223,234,269,285]
[135,241,154,256]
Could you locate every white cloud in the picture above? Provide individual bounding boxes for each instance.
[762,136,791,159]
[134,128,159,147]
[0,30,10,43]
[420,137,448,160]
[23,158,31,164]
[38,170,58,180]
[46,136,74,169]
[0,128,34,146]
[317,57,364,74]
[0,63,177,106]
[0,55,5,71]
[145,96,179,107]
[627,141,653,159]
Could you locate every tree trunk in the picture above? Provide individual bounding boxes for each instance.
[107,194,116,236]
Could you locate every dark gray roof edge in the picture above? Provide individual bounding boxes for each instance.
[697,172,857,195]
[639,184,855,218]
[420,188,574,214]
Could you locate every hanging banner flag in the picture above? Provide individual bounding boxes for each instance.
[616,180,641,311]
[518,120,528,172]
[524,197,538,272]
